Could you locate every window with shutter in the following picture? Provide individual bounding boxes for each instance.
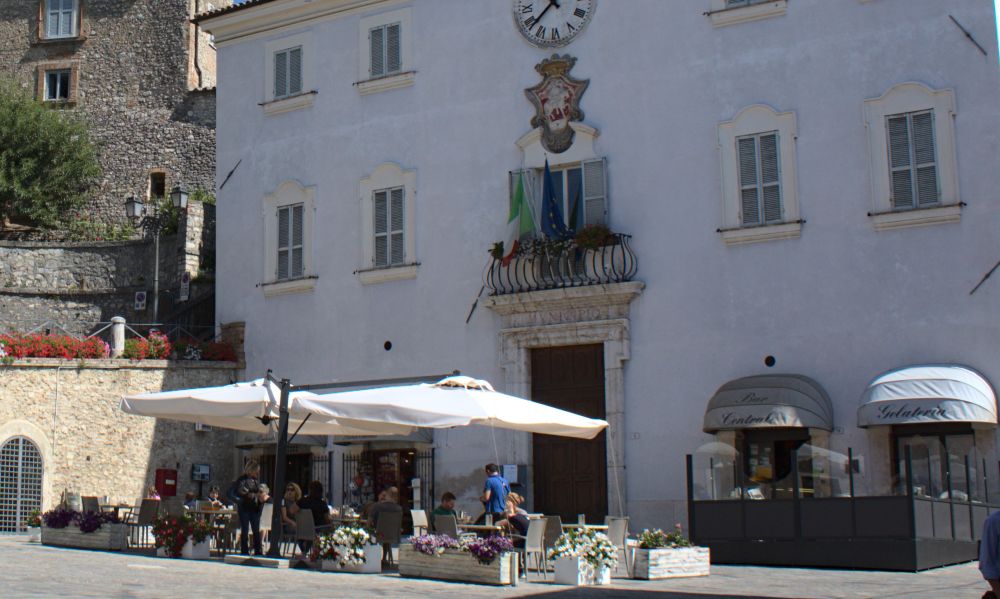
[886,110,938,210]
[273,47,302,99]
[46,0,78,39]
[276,203,305,280]
[736,132,782,226]
[581,158,607,226]
[369,23,402,78]
[373,187,405,267]
[529,160,608,230]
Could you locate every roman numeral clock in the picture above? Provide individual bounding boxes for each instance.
[513,0,595,48]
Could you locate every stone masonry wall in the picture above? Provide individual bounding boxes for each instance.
[0,358,239,511]
[0,0,231,227]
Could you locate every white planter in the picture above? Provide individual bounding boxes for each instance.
[27,527,41,543]
[319,545,382,573]
[633,546,710,580]
[554,556,611,586]
[182,537,211,560]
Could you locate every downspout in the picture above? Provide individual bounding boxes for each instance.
[192,0,203,89]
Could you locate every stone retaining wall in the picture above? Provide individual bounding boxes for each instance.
[0,359,239,510]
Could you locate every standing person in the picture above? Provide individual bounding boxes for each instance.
[233,460,264,555]
[980,509,1000,598]
[479,463,509,524]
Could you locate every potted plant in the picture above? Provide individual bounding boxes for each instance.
[153,514,211,559]
[398,534,517,585]
[41,508,127,551]
[24,509,41,542]
[573,224,614,250]
[183,518,213,560]
[549,528,617,586]
[311,524,381,573]
[632,524,710,580]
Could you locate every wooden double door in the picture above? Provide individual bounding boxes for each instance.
[531,344,608,522]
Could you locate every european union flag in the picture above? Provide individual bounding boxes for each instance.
[540,159,569,239]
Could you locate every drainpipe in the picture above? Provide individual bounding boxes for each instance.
[192,0,203,89]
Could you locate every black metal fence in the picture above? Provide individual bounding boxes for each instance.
[484,233,638,296]
[341,450,434,510]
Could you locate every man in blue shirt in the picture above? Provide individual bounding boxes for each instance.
[479,463,509,523]
[980,510,1000,598]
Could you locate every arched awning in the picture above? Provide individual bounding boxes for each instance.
[858,365,997,427]
[703,375,834,433]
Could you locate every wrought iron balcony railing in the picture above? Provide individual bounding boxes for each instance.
[484,233,638,296]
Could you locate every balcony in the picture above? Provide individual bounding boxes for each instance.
[484,233,637,296]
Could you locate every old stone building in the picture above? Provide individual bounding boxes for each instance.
[0,0,230,225]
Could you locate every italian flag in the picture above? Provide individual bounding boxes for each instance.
[502,172,536,266]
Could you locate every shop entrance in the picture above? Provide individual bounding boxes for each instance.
[259,452,314,494]
[737,428,810,499]
[531,344,607,522]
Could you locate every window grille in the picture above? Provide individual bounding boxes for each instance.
[0,437,44,534]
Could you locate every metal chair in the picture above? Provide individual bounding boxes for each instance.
[432,514,475,540]
[410,509,429,536]
[259,503,273,550]
[375,510,403,566]
[543,515,563,552]
[511,517,547,579]
[81,496,100,514]
[605,516,631,575]
[292,509,316,558]
[127,499,160,548]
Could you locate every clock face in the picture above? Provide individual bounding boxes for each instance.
[513,0,595,48]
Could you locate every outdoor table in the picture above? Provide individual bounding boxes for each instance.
[100,504,134,520]
[188,508,236,525]
[458,524,505,535]
[560,523,609,531]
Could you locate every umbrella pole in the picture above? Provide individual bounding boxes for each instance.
[266,378,291,558]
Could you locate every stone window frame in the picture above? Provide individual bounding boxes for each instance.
[707,0,787,28]
[0,421,53,513]
[36,0,86,43]
[261,31,316,116]
[357,162,418,285]
[356,7,415,96]
[35,61,80,105]
[863,82,961,231]
[261,180,317,297]
[717,104,802,245]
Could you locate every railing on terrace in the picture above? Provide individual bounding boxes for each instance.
[484,233,638,296]
[0,319,219,343]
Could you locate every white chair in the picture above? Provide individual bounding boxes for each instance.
[411,509,429,536]
[511,518,547,579]
[605,516,632,575]
[259,503,273,549]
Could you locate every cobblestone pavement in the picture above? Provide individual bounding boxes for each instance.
[0,536,985,598]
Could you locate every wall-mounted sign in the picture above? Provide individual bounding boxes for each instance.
[525,54,589,153]
[134,291,147,311]
[179,271,191,302]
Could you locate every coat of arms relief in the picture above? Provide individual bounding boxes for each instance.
[525,55,589,154]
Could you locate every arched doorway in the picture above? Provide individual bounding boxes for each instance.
[0,437,44,533]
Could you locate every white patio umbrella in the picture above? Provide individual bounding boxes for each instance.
[120,378,414,436]
[290,375,609,440]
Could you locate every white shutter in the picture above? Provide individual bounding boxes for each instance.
[386,24,401,74]
[581,158,607,226]
[46,1,56,38]
[911,111,938,206]
[276,206,290,280]
[288,47,302,96]
[738,136,759,225]
[274,50,288,98]
[759,133,782,222]
[291,204,304,278]
[373,190,388,267]
[389,187,404,265]
[370,26,385,78]
[887,115,913,209]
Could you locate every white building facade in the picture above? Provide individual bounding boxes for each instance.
[202,0,1000,538]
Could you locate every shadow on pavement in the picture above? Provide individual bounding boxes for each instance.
[521,589,778,599]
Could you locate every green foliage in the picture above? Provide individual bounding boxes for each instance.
[637,525,692,549]
[154,197,180,236]
[0,80,101,228]
[65,217,136,242]
[190,187,215,206]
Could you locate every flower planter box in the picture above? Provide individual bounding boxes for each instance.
[397,545,517,585]
[156,537,211,559]
[633,546,710,580]
[319,545,382,573]
[553,556,611,586]
[41,524,127,551]
[27,527,41,543]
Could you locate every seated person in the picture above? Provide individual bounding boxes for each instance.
[281,482,302,533]
[432,492,458,519]
[369,487,403,528]
[204,485,224,507]
[183,491,197,510]
[297,480,332,530]
[496,494,529,544]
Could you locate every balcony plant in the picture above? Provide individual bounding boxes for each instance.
[573,224,614,250]
[632,524,709,580]
[548,528,618,586]
[122,330,172,360]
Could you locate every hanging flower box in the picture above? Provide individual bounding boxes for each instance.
[398,536,517,586]
[554,555,611,586]
[632,527,709,580]
[41,524,128,551]
[319,545,382,573]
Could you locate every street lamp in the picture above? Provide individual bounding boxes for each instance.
[126,183,188,323]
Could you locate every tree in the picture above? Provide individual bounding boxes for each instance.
[0,80,101,229]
